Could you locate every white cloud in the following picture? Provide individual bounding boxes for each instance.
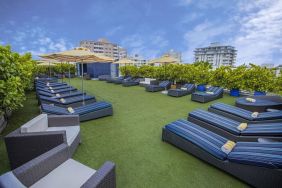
[8,25,74,57]
[232,0,282,65]
[182,21,234,62]
[106,25,123,36]
[181,0,282,65]
[121,31,169,59]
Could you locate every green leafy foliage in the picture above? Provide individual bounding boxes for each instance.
[224,65,247,90]
[244,64,275,92]
[0,45,35,115]
[209,66,231,87]
[37,63,76,76]
[193,61,211,85]
[274,74,282,95]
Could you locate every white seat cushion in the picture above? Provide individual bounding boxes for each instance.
[46,126,80,146]
[30,159,96,188]
[0,172,26,188]
[21,114,48,133]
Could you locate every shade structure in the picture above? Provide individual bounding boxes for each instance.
[39,47,113,104]
[148,55,179,65]
[40,47,113,63]
[113,58,136,76]
[37,62,56,66]
[112,58,135,65]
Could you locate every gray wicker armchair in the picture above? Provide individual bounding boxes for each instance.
[5,114,81,169]
[0,144,116,188]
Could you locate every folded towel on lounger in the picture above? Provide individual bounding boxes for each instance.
[221,140,236,154]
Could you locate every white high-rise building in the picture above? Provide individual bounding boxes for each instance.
[194,42,237,68]
[80,38,127,60]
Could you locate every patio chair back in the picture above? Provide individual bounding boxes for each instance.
[207,87,223,95]
[183,83,195,90]
[159,81,170,87]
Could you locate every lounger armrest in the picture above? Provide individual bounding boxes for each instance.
[13,144,69,187]
[48,115,80,127]
[81,161,116,188]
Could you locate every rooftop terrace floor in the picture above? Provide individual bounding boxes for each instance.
[0,78,248,187]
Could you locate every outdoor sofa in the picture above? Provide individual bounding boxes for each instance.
[162,119,282,188]
[4,114,81,169]
[145,81,171,92]
[191,86,223,103]
[139,78,158,87]
[39,95,96,108]
[188,109,282,142]
[167,83,195,97]
[209,103,282,123]
[41,101,113,121]
[0,144,116,188]
[122,78,144,87]
[235,95,282,112]
[37,90,84,98]
[36,84,72,90]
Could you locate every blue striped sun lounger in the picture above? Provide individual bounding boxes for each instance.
[188,109,282,141]
[162,119,282,187]
[41,102,113,121]
[39,95,96,107]
[209,103,282,123]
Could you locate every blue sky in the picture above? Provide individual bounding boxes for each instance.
[0,0,281,65]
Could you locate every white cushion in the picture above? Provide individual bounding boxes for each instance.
[30,159,96,188]
[0,172,26,188]
[21,114,48,133]
[46,126,80,145]
[180,87,188,90]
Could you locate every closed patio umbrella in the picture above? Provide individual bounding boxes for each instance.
[40,47,113,104]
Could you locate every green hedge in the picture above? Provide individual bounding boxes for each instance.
[37,63,76,76]
[0,45,37,116]
[119,62,280,94]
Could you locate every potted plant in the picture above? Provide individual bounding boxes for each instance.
[244,64,275,95]
[225,65,247,97]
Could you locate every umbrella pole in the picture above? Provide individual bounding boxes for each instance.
[81,62,85,105]
[61,62,64,83]
[49,61,51,78]
[68,62,71,93]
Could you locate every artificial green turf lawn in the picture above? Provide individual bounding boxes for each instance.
[0,78,249,188]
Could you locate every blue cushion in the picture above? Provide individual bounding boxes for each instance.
[211,103,282,121]
[40,95,95,105]
[242,123,282,136]
[189,109,240,135]
[189,109,282,136]
[41,102,112,115]
[165,119,228,160]
[228,142,282,169]
[159,81,170,87]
